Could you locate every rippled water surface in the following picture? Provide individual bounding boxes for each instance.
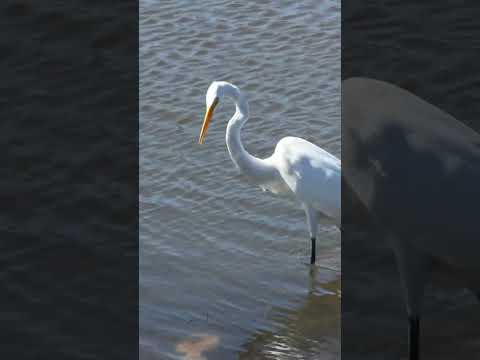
[140,1,340,358]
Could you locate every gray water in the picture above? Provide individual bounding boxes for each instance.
[140,1,341,358]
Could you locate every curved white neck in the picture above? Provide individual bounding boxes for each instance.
[223,86,274,183]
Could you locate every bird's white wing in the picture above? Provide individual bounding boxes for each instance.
[271,137,341,222]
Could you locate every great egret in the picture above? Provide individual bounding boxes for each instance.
[343,77,480,360]
[198,81,340,264]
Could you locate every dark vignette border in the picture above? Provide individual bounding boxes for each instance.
[1,1,138,358]
[342,0,480,358]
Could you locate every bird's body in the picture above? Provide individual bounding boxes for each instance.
[199,81,340,263]
[267,137,341,222]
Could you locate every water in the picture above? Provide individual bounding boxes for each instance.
[140,1,340,358]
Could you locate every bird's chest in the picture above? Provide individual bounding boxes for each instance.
[259,180,293,198]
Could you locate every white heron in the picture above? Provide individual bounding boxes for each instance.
[343,77,480,360]
[198,81,340,264]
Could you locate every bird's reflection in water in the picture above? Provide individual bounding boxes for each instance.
[309,266,340,298]
[176,334,220,360]
[239,267,341,359]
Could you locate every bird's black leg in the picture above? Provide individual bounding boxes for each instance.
[408,315,420,360]
[310,237,316,264]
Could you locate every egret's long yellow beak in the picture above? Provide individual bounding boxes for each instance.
[198,97,219,144]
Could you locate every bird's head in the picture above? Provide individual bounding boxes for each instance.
[198,81,225,144]
[199,81,241,144]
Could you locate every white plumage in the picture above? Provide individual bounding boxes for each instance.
[198,81,340,264]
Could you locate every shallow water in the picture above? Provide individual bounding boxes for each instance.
[140,0,340,358]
